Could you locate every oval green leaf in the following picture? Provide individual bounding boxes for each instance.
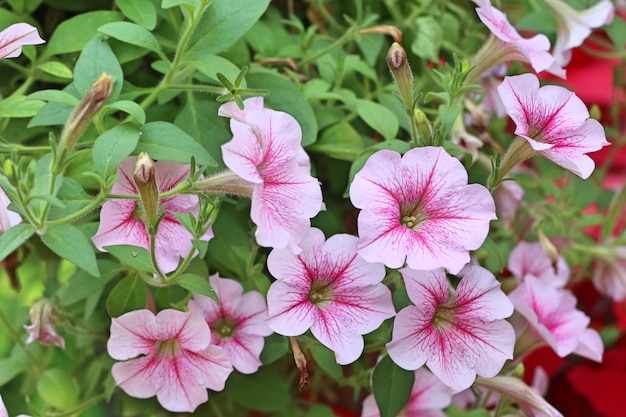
[41,224,100,277]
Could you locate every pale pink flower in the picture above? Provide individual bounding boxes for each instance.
[498,73,609,179]
[0,393,30,417]
[350,147,496,274]
[450,116,483,163]
[387,266,515,392]
[23,299,65,349]
[493,180,524,224]
[0,23,44,60]
[188,274,272,374]
[219,97,323,253]
[542,0,614,67]
[508,241,570,288]
[107,309,233,413]
[266,228,395,365]
[475,0,564,77]
[361,368,451,417]
[592,245,626,301]
[0,186,21,235]
[92,157,212,274]
[479,63,508,118]
[509,275,603,362]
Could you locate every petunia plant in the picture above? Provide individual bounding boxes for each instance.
[0,0,624,416]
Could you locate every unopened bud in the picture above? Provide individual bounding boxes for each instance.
[387,42,413,110]
[414,108,432,143]
[133,153,159,229]
[537,228,560,274]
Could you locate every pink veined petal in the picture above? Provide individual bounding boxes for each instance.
[0,186,21,235]
[386,306,433,371]
[217,332,265,374]
[153,215,196,273]
[234,291,273,336]
[508,241,570,287]
[218,96,265,121]
[573,328,603,362]
[222,121,266,184]
[311,318,365,365]
[266,280,317,336]
[400,268,450,308]
[91,200,149,250]
[0,23,45,60]
[108,310,159,360]
[453,266,514,321]
[155,160,191,192]
[111,356,160,400]
[406,368,452,413]
[155,309,212,351]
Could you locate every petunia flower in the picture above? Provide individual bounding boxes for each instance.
[0,23,44,60]
[188,274,272,374]
[266,228,395,365]
[386,266,515,392]
[497,73,609,179]
[0,186,21,235]
[361,367,451,417]
[218,97,324,253]
[508,275,603,362]
[350,147,496,274]
[92,157,213,274]
[107,309,233,413]
[0,393,31,417]
[23,299,65,349]
[541,0,614,67]
[592,245,626,301]
[508,241,570,288]
[493,179,524,225]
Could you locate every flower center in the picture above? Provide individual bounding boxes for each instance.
[154,338,181,358]
[308,279,334,307]
[431,304,456,332]
[213,317,237,339]
[400,202,428,231]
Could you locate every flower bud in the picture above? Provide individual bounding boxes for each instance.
[414,108,432,143]
[193,170,254,199]
[537,228,560,274]
[133,153,159,229]
[387,42,413,110]
[24,299,65,349]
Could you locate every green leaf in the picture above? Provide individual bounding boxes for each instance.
[309,122,363,161]
[36,368,80,411]
[43,11,124,57]
[191,54,243,84]
[137,121,216,166]
[73,34,123,101]
[308,342,343,380]
[116,0,157,30]
[438,105,461,136]
[247,70,318,146]
[104,100,146,124]
[28,89,80,106]
[106,275,147,317]
[38,61,73,79]
[92,123,141,177]
[0,95,45,118]
[162,0,199,7]
[186,0,271,58]
[58,261,122,306]
[260,333,289,364]
[411,16,442,62]
[47,177,93,220]
[104,245,154,272]
[227,367,289,412]
[0,355,28,386]
[480,235,506,273]
[41,224,100,277]
[177,273,218,302]
[98,22,163,55]
[356,99,399,141]
[0,223,36,262]
[607,17,626,51]
[372,355,415,417]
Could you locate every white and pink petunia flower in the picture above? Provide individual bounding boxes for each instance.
[498,73,610,179]
[0,23,44,60]
[542,0,614,67]
[493,179,524,225]
[361,367,451,417]
[0,393,31,417]
[92,157,212,274]
[508,241,570,288]
[219,97,323,253]
[508,275,603,362]
[592,245,626,301]
[188,274,272,374]
[0,186,21,235]
[107,309,233,413]
[266,228,395,365]
[386,266,515,392]
[350,147,496,274]
[475,0,564,77]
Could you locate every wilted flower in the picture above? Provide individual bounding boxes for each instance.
[266,228,395,365]
[0,23,44,60]
[188,274,272,374]
[107,309,233,413]
[23,299,65,349]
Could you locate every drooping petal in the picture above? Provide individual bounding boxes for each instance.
[0,23,45,60]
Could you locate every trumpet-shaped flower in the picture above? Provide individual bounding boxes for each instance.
[92,157,212,274]
[219,98,323,253]
[188,274,272,374]
[23,299,65,349]
[498,73,609,179]
[0,187,21,235]
[386,266,515,392]
[508,241,570,288]
[107,309,233,413]
[266,228,395,365]
[509,275,603,362]
[0,23,44,60]
[350,147,496,274]
[361,368,451,417]
[0,393,30,417]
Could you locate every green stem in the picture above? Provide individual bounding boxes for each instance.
[167,84,225,94]
[149,230,167,281]
[0,307,42,369]
[163,248,196,283]
[492,136,535,189]
[298,26,359,67]
[43,393,106,417]
[47,193,106,226]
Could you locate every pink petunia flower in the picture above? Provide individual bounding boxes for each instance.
[508,241,570,288]
[266,228,395,365]
[592,245,626,301]
[508,275,603,362]
[497,73,610,179]
[361,367,451,417]
[0,393,30,417]
[219,97,324,253]
[188,274,272,374]
[107,309,233,413]
[542,0,614,67]
[23,299,65,349]
[0,186,21,235]
[386,266,515,392]
[350,147,496,274]
[92,157,212,274]
[0,23,44,60]
[493,179,524,225]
